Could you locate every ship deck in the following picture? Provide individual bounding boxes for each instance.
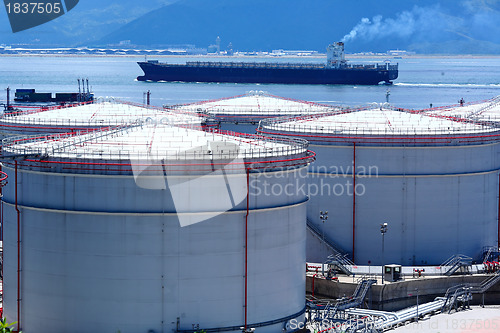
[165,61,399,71]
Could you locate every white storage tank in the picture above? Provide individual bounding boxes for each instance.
[258,107,500,265]
[0,124,313,333]
[0,99,205,137]
[171,91,337,134]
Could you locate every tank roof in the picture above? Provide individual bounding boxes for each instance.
[258,107,500,146]
[423,96,500,122]
[171,91,336,118]
[263,108,496,134]
[1,101,204,127]
[2,124,312,174]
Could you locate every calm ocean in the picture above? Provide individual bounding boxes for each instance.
[0,55,499,110]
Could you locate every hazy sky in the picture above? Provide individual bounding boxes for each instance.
[0,1,172,43]
[1,0,500,53]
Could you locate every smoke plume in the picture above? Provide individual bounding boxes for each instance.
[341,5,448,43]
[342,1,500,45]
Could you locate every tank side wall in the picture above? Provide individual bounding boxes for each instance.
[1,164,307,333]
[305,143,499,265]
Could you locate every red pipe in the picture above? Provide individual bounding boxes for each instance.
[15,160,21,331]
[318,321,344,333]
[256,128,500,143]
[244,169,250,331]
[352,142,356,263]
[311,273,318,297]
[19,152,315,168]
[0,167,4,287]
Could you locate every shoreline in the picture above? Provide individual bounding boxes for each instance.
[1,53,500,60]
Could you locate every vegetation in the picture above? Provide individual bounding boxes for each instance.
[0,318,19,333]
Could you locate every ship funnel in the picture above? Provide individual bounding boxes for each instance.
[327,42,346,68]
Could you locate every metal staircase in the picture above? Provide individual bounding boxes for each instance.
[468,96,500,119]
[441,270,500,313]
[312,276,377,322]
[482,246,500,263]
[353,276,377,303]
[440,254,473,276]
[325,253,354,276]
[307,219,356,276]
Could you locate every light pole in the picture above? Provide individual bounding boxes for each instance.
[320,211,328,243]
[380,222,388,284]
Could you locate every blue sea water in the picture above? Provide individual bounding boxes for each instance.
[0,55,499,109]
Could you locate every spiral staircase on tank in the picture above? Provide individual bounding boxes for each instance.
[306,219,354,275]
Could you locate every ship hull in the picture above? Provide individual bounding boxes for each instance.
[137,62,398,85]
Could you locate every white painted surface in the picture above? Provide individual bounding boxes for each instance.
[176,92,334,116]
[0,101,204,136]
[260,109,500,265]
[1,125,311,333]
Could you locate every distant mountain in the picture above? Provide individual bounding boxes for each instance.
[0,0,177,46]
[94,0,500,54]
[94,0,435,51]
[2,0,500,53]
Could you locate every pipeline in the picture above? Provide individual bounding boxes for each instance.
[6,87,10,109]
[352,142,356,263]
[311,273,318,297]
[0,167,5,285]
[244,168,250,331]
[15,160,21,331]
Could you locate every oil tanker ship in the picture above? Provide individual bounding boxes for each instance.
[137,42,399,85]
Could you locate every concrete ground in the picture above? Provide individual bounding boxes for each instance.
[390,305,500,333]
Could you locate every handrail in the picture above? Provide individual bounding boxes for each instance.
[482,246,500,263]
[178,61,398,72]
[467,96,500,119]
[324,253,354,276]
[440,254,472,272]
[314,277,376,321]
[442,271,500,312]
[1,125,312,163]
[335,270,500,331]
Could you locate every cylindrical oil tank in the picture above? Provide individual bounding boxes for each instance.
[172,91,336,134]
[0,100,205,137]
[258,108,500,265]
[1,124,314,333]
